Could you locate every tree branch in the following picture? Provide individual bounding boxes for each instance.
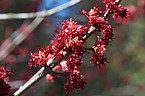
[13,0,122,95]
[0,0,81,20]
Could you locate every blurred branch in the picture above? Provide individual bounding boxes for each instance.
[0,0,81,62]
[0,0,81,20]
[0,17,43,62]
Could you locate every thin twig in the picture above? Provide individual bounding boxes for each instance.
[13,56,67,96]
[83,46,93,51]
[0,0,81,62]
[0,0,80,20]
[13,66,46,96]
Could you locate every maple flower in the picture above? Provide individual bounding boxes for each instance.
[102,0,127,19]
[0,66,12,79]
[28,47,53,67]
[64,70,85,93]
[28,18,88,68]
[90,39,107,66]
[65,54,83,71]
[114,5,137,24]
[113,4,128,19]
[82,6,113,45]
[101,24,113,45]
[82,7,105,26]
[82,6,113,67]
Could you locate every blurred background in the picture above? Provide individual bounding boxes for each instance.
[0,0,145,96]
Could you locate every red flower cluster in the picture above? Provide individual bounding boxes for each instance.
[113,4,128,18]
[114,5,137,24]
[64,70,85,93]
[90,38,107,67]
[28,47,52,67]
[0,66,13,96]
[28,0,127,93]
[0,66,12,79]
[28,19,88,93]
[82,6,113,66]
[102,0,127,19]
[82,7,103,26]
[28,18,88,68]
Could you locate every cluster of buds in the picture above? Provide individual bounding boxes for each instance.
[102,0,127,19]
[28,0,127,93]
